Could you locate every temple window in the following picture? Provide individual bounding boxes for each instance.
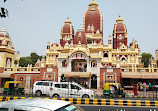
[91,60,97,67]
[62,60,67,67]
[122,57,126,61]
[6,58,12,67]
[8,42,12,48]
[20,77,23,81]
[103,52,108,58]
[121,56,127,62]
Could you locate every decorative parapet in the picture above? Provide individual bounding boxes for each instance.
[4,67,41,72]
[121,67,158,73]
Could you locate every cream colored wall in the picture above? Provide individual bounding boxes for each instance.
[46,41,142,68]
[0,51,20,68]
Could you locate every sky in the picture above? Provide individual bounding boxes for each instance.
[0,0,158,57]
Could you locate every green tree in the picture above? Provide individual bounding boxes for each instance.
[141,53,154,67]
[19,52,42,67]
[19,57,32,67]
[30,52,42,66]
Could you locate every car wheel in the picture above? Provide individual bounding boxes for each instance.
[36,90,42,97]
[3,91,7,95]
[82,94,90,98]
[52,94,60,99]
[104,94,109,97]
[21,92,25,95]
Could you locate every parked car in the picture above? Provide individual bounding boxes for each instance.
[49,82,94,98]
[153,85,158,91]
[33,81,94,98]
[0,98,84,111]
[33,81,54,96]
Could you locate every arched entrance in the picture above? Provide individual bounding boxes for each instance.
[91,74,97,89]
[71,59,87,72]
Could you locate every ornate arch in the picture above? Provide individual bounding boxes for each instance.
[69,51,89,60]
[120,55,127,61]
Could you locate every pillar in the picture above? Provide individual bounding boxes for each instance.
[103,72,105,86]
[151,64,154,72]
[25,75,31,94]
[148,64,151,72]
[109,51,112,61]
[89,77,91,89]
[132,64,134,72]
[136,55,138,64]
[135,64,137,72]
[128,55,130,63]
[68,59,72,72]
[87,58,90,72]
[58,76,61,82]
[97,74,100,89]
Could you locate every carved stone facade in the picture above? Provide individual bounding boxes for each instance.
[45,0,143,88]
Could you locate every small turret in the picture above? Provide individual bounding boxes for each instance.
[113,15,127,49]
[47,42,50,49]
[60,17,74,47]
[73,25,87,45]
[2,38,7,46]
[108,35,112,44]
[12,43,14,49]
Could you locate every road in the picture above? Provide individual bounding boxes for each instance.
[78,105,158,111]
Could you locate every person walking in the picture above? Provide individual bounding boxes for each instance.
[133,84,138,96]
[148,82,151,91]
[143,81,147,92]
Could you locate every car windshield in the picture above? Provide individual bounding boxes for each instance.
[75,83,84,89]
[0,108,8,111]
[55,104,84,111]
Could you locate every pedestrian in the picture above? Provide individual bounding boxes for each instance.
[148,82,151,91]
[140,82,143,91]
[137,83,139,90]
[85,81,88,88]
[143,81,147,92]
[133,84,138,96]
[138,82,140,91]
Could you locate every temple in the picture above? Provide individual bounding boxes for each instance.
[0,0,158,91]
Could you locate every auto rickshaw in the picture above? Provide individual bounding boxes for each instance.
[103,83,125,97]
[3,81,25,95]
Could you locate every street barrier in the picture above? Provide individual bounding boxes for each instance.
[0,96,158,107]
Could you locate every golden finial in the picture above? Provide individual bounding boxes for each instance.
[65,17,71,24]
[116,14,123,22]
[89,0,98,6]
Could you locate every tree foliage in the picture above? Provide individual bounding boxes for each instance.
[19,52,42,67]
[141,53,154,67]
[19,57,32,67]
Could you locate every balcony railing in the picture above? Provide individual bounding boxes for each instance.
[121,67,158,73]
[4,67,41,72]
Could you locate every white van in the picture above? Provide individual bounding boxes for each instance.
[33,81,94,98]
[33,81,54,97]
[49,82,94,98]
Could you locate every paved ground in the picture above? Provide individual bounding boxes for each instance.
[78,105,158,111]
